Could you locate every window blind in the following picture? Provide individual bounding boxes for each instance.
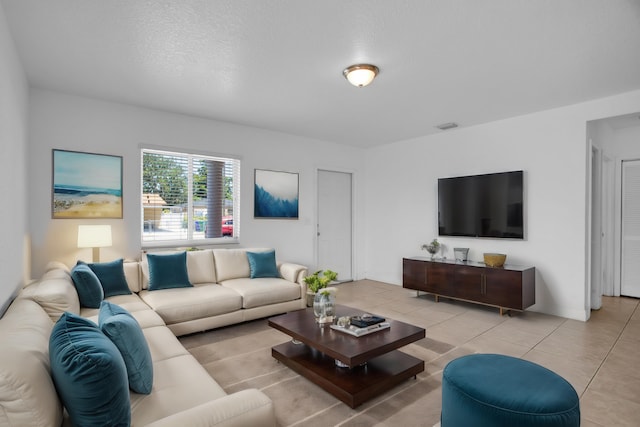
[141,148,240,245]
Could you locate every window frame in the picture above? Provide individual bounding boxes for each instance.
[140,146,240,249]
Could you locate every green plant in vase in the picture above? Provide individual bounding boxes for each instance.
[421,238,440,259]
[303,269,338,307]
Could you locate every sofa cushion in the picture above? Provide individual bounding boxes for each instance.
[247,250,280,279]
[44,260,71,274]
[19,276,80,321]
[123,260,142,293]
[0,298,62,427]
[142,325,190,362]
[99,301,154,394]
[86,258,132,297]
[186,249,216,284]
[213,249,251,281]
[147,252,193,290]
[213,248,273,282]
[49,312,130,427]
[70,263,104,308]
[220,277,301,309]
[129,354,227,426]
[138,284,243,325]
[81,293,161,324]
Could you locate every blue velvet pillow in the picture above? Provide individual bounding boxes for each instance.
[70,264,104,308]
[247,250,279,279]
[49,312,130,427]
[86,258,131,297]
[99,301,153,394]
[147,252,192,290]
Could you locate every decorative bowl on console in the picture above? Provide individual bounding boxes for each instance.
[483,253,507,267]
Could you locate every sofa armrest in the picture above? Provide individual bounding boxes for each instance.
[278,262,308,285]
[144,389,275,427]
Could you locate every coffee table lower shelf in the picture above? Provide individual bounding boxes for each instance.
[272,341,424,408]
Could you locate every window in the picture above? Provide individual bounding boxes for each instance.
[141,148,240,245]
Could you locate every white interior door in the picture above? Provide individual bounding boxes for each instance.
[621,159,640,298]
[317,170,352,281]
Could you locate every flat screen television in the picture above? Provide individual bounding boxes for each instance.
[438,170,524,239]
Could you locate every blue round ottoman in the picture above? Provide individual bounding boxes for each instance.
[441,354,580,427]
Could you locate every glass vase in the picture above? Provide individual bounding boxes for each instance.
[313,291,335,324]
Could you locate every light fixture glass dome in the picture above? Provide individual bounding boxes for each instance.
[343,64,379,87]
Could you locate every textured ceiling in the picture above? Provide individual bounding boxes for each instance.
[3,0,640,147]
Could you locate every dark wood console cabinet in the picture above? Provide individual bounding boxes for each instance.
[402,257,535,315]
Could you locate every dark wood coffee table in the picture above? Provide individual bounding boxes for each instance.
[268,305,425,408]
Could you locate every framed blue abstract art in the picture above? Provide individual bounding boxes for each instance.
[254,169,299,219]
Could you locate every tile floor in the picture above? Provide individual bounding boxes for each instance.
[181,279,640,426]
[334,280,640,427]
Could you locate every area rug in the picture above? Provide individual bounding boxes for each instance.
[180,317,463,426]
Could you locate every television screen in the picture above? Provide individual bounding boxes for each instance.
[438,170,524,239]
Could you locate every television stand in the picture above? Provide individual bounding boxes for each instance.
[402,257,535,315]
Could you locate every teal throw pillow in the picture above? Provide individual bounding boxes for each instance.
[147,252,192,290]
[99,301,153,394]
[86,258,131,297]
[49,312,130,427]
[70,264,104,308]
[247,250,279,279]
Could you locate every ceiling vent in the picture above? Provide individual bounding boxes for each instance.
[436,122,458,131]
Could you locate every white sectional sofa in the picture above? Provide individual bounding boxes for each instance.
[137,248,307,336]
[0,248,307,426]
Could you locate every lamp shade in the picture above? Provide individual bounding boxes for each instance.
[343,64,379,87]
[77,225,112,248]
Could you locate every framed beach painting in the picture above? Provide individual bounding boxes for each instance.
[254,169,299,219]
[52,149,123,219]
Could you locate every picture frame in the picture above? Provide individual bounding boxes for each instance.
[52,149,123,219]
[254,169,299,219]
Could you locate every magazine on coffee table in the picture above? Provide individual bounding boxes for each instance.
[330,322,390,337]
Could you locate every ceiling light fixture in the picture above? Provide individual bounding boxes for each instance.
[343,64,379,87]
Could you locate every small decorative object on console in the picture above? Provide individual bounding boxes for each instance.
[454,248,469,262]
[421,239,440,259]
[483,253,507,267]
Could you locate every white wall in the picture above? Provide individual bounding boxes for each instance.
[28,89,366,278]
[19,64,640,321]
[364,90,640,321]
[0,2,29,314]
